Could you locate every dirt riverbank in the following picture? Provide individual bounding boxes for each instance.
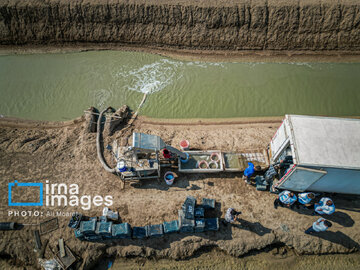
[2,44,360,63]
[0,115,359,269]
[107,249,360,270]
[1,0,360,54]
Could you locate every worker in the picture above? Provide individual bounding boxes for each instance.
[224,208,241,224]
[274,190,297,209]
[279,156,293,169]
[274,156,294,178]
[243,162,255,184]
[313,197,335,215]
[305,218,332,234]
[264,165,277,183]
[297,192,316,209]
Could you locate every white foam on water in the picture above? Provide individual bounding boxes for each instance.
[243,62,266,69]
[186,61,226,68]
[291,62,314,69]
[113,59,229,95]
[242,62,316,70]
[116,59,184,94]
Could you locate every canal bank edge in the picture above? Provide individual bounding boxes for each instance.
[3,44,360,63]
[1,115,360,128]
[1,0,360,53]
[0,115,285,128]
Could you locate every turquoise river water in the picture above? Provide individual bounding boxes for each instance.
[0,51,360,121]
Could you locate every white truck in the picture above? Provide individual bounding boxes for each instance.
[270,115,360,195]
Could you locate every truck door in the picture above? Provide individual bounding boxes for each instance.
[270,121,290,162]
[277,166,327,192]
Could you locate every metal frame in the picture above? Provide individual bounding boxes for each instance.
[120,152,161,182]
[178,150,224,173]
[39,217,59,235]
[54,246,76,270]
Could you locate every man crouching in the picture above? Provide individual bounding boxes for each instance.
[224,208,241,225]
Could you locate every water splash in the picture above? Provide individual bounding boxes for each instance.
[116,59,183,94]
[243,62,315,69]
[115,59,226,95]
[291,62,314,69]
[186,61,225,68]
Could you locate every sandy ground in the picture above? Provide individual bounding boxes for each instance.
[0,115,359,269]
[106,249,360,270]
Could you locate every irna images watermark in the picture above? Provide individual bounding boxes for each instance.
[8,180,113,210]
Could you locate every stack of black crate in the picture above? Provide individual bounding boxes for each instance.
[179,196,219,233]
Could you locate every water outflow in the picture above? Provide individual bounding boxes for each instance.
[116,59,183,110]
[117,59,223,95]
[92,59,184,110]
[0,51,360,121]
[122,59,183,94]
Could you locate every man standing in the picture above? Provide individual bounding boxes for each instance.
[305,218,332,234]
[264,165,277,183]
[314,197,335,215]
[274,190,297,209]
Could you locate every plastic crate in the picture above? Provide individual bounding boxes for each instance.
[178,210,194,233]
[256,184,267,191]
[96,222,113,238]
[195,218,205,233]
[80,220,97,236]
[112,223,131,239]
[194,207,205,218]
[163,220,179,234]
[132,226,149,239]
[148,224,164,238]
[68,213,83,229]
[182,196,196,220]
[74,229,85,240]
[99,216,108,222]
[205,218,219,231]
[201,198,215,209]
[255,176,268,191]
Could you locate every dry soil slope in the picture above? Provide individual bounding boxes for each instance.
[0,0,359,50]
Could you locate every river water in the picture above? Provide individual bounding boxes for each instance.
[1,51,360,121]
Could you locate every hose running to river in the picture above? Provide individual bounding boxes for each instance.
[96,93,147,173]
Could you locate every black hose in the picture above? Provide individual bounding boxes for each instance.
[0,222,16,230]
[97,108,116,173]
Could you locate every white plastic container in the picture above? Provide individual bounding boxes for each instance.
[102,207,119,221]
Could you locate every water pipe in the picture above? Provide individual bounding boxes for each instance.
[97,108,116,173]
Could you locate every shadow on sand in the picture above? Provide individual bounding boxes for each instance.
[231,219,272,236]
[324,211,355,227]
[99,219,272,251]
[309,231,360,249]
[282,206,355,228]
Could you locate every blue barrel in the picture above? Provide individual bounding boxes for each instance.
[180,152,190,163]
